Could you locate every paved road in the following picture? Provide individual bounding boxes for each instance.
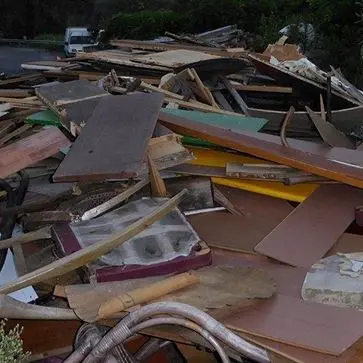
[0,46,61,74]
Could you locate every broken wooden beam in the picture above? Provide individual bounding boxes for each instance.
[158,112,363,189]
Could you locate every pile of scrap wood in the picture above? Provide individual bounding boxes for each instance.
[3,30,363,362]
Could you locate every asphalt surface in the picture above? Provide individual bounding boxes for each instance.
[0,46,61,74]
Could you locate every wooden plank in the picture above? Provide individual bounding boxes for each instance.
[53,93,164,182]
[148,153,167,197]
[220,75,250,115]
[0,190,186,294]
[0,124,32,146]
[188,211,271,253]
[189,187,292,253]
[131,50,219,69]
[0,127,71,179]
[233,85,293,94]
[223,294,363,355]
[0,89,34,98]
[305,106,355,149]
[111,39,247,58]
[158,112,363,189]
[161,109,267,133]
[255,185,363,268]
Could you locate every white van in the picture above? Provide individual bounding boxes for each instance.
[64,27,94,57]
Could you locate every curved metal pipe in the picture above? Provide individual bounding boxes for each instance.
[129,317,230,363]
[83,302,269,363]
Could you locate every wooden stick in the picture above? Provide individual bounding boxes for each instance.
[319,94,326,122]
[190,68,219,108]
[0,190,186,294]
[98,272,199,320]
[81,178,149,221]
[280,106,295,147]
[148,153,167,197]
[0,294,78,320]
[220,75,249,115]
[0,227,52,250]
[141,82,184,100]
[163,96,243,116]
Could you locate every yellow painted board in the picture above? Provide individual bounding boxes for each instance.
[212,177,318,203]
[188,147,269,167]
[187,147,319,202]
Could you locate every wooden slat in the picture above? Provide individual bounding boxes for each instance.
[158,112,363,189]
[255,185,363,268]
[223,294,363,355]
[0,127,71,179]
[0,190,185,294]
[53,93,164,182]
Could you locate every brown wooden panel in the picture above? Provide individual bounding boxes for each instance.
[255,185,363,268]
[223,294,363,355]
[53,93,164,182]
[158,112,363,189]
[0,127,71,179]
[214,185,293,228]
[188,211,266,253]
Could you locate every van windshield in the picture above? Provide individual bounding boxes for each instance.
[70,36,93,45]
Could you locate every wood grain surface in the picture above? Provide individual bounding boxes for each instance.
[255,184,363,268]
[0,127,71,179]
[53,93,164,182]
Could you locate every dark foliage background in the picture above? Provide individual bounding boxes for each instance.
[0,0,362,84]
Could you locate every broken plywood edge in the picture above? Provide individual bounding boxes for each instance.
[0,189,186,294]
[305,106,356,149]
[148,152,168,197]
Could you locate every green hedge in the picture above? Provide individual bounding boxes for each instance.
[104,10,188,40]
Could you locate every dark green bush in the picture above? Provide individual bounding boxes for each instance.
[104,10,188,40]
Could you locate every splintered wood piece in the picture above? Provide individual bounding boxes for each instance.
[148,153,167,197]
[94,272,199,322]
[0,127,71,179]
[305,106,355,149]
[255,184,363,268]
[280,106,295,147]
[320,94,326,121]
[223,294,363,356]
[0,227,52,250]
[81,179,149,221]
[0,294,77,320]
[0,190,186,294]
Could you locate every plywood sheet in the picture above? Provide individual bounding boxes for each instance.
[53,93,164,182]
[188,211,267,253]
[255,185,363,268]
[223,294,363,355]
[131,50,218,68]
[36,79,107,106]
[214,185,293,227]
[0,127,71,179]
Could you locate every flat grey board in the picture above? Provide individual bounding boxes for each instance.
[53,93,164,182]
[36,79,107,104]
